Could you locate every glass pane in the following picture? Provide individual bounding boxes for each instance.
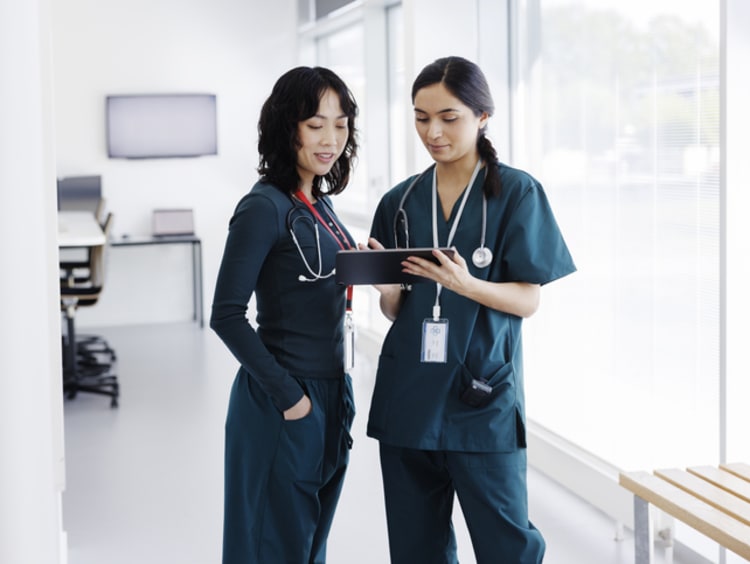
[517,0,720,471]
[387,3,406,188]
[316,0,355,20]
[315,22,388,334]
[316,24,368,217]
[298,0,313,25]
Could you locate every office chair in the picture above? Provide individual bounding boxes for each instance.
[59,199,110,275]
[57,175,103,216]
[60,212,119,407]
[57,176,107,276]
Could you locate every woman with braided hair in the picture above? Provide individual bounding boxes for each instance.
[364,56,576,563]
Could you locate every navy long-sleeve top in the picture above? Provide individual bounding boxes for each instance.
[210,181,354,412]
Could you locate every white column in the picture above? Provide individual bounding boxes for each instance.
[724,0,750,466]
[0,0,66,562]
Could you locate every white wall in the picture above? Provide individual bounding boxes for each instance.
[51,0,298,327]
[1,0,66,561]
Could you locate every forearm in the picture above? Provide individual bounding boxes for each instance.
[398,248,541,318]
[210,304,305,410]
[459,278,540,318]
[211,196,303,411]
[378,284,404,321]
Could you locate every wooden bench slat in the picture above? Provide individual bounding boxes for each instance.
[722,462,750,483]
[688,465,750,503]
[619,471,750,559]
[655,468,750,526]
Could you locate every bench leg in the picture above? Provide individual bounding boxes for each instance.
[634,496,654,564]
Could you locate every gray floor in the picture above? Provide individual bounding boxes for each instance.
[62,322,705,564]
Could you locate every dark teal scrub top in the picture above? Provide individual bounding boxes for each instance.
[368,162,576,452]
[210,182,353,412]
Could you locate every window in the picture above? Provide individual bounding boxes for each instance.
[298,0,358,24]
[315,24,368,218]
[515,0,721,471]
[387,3,406,187]
[307,4,405,337]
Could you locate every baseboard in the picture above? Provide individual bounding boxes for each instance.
[526,419,634,529]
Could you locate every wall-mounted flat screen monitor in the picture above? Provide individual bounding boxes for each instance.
[106,94,217,159]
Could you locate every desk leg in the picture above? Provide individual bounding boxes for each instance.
[633,496,654,564]
[192,240,204,328]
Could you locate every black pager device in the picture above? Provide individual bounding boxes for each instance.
[460,378,493,407]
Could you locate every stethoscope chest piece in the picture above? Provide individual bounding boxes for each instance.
[472,246,493,269]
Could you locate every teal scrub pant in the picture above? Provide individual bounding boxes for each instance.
[379,443,545,564]
[222,371,354,564]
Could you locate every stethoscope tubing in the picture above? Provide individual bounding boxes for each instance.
[287,198,339,282]
[392,164,492,269]
[393,165,433,248]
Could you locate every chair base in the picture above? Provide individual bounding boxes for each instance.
[62,333,120,408]
[64,376,120,408]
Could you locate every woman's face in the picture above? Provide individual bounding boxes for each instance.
[296,88,349,188]
[413,82,488,166]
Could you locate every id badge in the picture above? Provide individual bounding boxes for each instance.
[344,311,355,371]
[421,318,449,363]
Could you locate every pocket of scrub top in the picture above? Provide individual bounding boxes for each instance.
[459,363,515,408]
[277,400,325,481]
[468,362,514,389]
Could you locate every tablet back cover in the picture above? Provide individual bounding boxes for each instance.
[335,248,452,285]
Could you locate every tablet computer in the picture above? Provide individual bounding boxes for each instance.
[335,247,455,285]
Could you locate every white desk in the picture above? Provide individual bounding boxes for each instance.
[110,234,204,327]
[58,211,105,247]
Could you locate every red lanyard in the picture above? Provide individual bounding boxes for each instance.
[294,190,353,310]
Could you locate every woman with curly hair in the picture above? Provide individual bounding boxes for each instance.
[211,66,358,564]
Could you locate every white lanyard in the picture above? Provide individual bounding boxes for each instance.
[430,160,482,319]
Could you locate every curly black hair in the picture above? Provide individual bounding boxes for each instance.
[257,66,359,198]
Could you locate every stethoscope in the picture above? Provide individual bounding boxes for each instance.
[287,190,356,370]
[393,161,493,269]
[286,192,351,282]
